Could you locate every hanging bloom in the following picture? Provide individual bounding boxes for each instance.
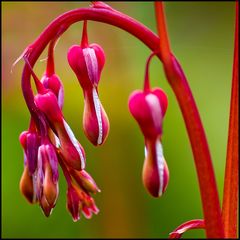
[59,158,100,221]
[67,21,109,146]
[128,52,169,197]
[67,183,99,221]
[34,90,86,170]
[36,140,59,216]
[40,38,64,109]
[19,128,39,204]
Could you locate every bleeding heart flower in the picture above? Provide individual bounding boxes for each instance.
[67,21,109,146]
[36,140,59,216]
[128,52,169,198]
[67,182,99,221]
[41,73,64,110]
[34,90,86,170]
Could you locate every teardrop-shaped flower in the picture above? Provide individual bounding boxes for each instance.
[35,90,86,170]
[36,140,59,216]
[128,52,169,198]
[67,21,109,146]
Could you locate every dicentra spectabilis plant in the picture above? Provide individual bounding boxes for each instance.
[16,1,238,238]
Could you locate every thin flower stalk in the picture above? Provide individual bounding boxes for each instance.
[154,2,224,238]
[222,1,239,238]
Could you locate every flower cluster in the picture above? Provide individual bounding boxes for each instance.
[19,21,105,220]
[20,18,169,223]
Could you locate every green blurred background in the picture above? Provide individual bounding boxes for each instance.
[2,2,235,238]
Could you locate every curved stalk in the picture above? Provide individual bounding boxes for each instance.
[21,3,224,238]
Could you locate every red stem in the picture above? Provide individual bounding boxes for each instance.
[81,20,89,48]
[154,2,224,238]
[46,39,56,76]
[21,3,224,238]
[222,1,239,238]
[154,2,171,65]
[144,52,157,91]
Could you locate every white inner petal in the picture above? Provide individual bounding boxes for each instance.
[63,120,85,169]
[144,146,147,158]
[54,134,61,148]
[58,86,64,109]
[92,88,103,145]
[145,94,162,129]
[83,48,98,85]
[155,140,164,196]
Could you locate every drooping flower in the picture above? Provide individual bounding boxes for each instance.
[36,139,59,216]
[34,90,86,170]
[128,52,169,197]
[67,21,109,146]
[67,183,99,221]
[19,127,39,204]
[58,157,100,221]
[40,38,64,109]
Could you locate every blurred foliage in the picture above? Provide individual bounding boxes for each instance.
[2,1,235,238]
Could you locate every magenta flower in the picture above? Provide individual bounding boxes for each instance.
[34,90,86,170]
[128,53,169,197]
[67,21,109,146]
[67,182,99,221]
[41,73,64,110]
[36,140,59,216]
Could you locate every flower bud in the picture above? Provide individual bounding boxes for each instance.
[67,42,109,146]
[35,91,86,170]
[37,142,59,206]
[70,169,100,194]
[19,130,39,174]
[67,183,99,222]
[128,88,168,139]
[142,139,169,197]
[41,73,64,109]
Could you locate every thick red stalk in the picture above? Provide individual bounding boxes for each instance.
[21,3,224,238]
[154,2,224,238]
[154,2,171,65]
[222,1,239,238]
